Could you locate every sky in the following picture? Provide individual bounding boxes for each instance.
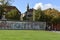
[12,0,60,13]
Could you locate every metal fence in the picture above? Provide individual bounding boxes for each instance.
[0,21,46,30]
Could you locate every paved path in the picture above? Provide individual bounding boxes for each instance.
[52,31,60,33]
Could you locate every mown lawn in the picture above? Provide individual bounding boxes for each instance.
[0,30,60,40]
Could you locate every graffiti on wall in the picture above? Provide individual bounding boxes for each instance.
[0,21,46,30]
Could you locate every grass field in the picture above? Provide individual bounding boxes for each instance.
[0,30,60,40]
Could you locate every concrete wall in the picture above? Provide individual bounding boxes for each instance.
[0,21,46,30]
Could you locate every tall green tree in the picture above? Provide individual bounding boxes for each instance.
[34,9,46,22]
[34,9,42,21]
[39,11,46,22]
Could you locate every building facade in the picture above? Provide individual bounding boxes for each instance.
[0,6,21,20]
[24,4,34,21]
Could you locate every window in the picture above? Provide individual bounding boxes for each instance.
[27,14,32,17]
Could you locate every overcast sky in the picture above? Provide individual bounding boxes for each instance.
[12,0,60,13]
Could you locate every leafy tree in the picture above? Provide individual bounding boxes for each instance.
[43,8,59,22]
[5,9,20,20]
[34,9,47,22]
[51,15,60,24]
[33,8,43,21]
[34,9,41,21]
[39,11,46,22]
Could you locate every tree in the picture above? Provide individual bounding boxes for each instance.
[43,8,59,22]
[0,6,4,19]
[34,9,42,21]
[5,9,20,20]
[43,8,60,28]
[51,15,60,24]
[0,0,14,6]
[39,11,46,22]
[34,9,47,22]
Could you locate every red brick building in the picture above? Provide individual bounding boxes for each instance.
[52,23,60,31]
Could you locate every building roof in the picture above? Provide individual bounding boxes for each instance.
[0,5,21,15]
[3,6,21,13]
[25,8,34,14]
[28,9,34,12]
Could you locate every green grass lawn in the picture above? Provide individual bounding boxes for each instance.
[0,30,60,40]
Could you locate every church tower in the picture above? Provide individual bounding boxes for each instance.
[27,4,29,11]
